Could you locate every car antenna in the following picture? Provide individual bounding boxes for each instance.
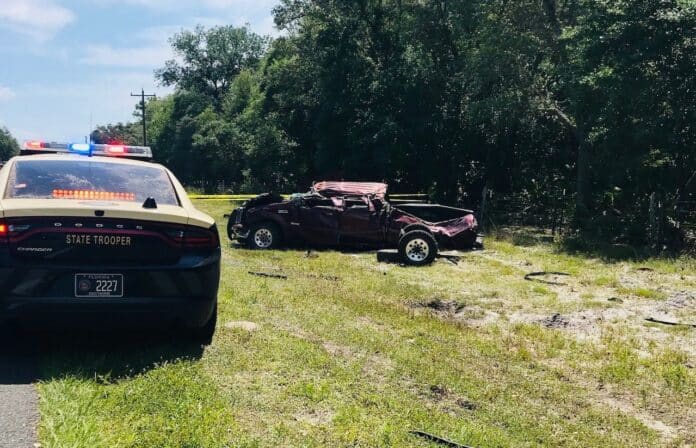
[142,197,157,209]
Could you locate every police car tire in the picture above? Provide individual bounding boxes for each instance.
[189,305,217,345]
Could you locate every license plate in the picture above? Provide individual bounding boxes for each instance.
[74,273,124,298]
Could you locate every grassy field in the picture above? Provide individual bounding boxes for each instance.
[37,200,695,447]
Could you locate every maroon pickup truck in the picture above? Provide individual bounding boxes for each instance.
[227,182,479,265]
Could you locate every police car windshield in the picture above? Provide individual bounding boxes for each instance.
[5,159,179,206]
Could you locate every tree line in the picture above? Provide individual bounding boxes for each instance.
[86,0,696,245]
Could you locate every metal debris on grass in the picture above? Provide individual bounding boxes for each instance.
[524,271,571,286]
[645,317,696,328]
[409,430,474,448]
[248,271,288,280]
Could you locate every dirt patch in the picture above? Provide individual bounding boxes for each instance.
[293,408,335,426]
[411,300,500,327]
[664,291,696,310]
[542,313,570,329]
[510,308,634,340]
[224,321,259,332]
[599,391,677,442]
[322,341,357,360]
[414,299,465,314]
[423,384,478,415]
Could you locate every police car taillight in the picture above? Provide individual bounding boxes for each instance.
[0,220,7,244]
[183,227,219,248]
[167,226,219,249]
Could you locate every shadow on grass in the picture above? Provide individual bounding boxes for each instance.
[488,225,684,262]
[556,235,684,262]
[0,328,204,385]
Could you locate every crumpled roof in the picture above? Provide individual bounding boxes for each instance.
[312,181,388,199]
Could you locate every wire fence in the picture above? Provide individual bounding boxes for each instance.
[188,187,696,252]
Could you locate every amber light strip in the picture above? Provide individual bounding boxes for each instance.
[52,189,136,201]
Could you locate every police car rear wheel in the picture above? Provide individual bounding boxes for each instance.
[189,305,217,345]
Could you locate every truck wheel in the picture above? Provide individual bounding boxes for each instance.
[398,230,438,266]
[247,222,281,249]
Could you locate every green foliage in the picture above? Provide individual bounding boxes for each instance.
[93,2,696,244]
[155,25,269,109]
[0,126,20,160]
[91,122,141,145]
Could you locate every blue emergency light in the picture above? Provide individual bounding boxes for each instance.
[22,141,153,159]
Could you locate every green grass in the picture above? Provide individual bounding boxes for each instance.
[36,201,696,447]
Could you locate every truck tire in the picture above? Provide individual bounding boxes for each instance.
[247,222,281,250]
[398,230,438,266]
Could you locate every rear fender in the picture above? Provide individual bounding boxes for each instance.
[400,223,432,237]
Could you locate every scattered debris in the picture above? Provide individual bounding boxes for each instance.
[416,299,465,314]
[455,398,477,411]
[645,317,696,328]
[542,313,570,329]
[430,384,448,398]
[440,256,459,266]
[438,251,462,265]
[248,271,287,279]
[304,250,319,259]
[224,321,259,332]
[524,271,571,286]
[409,430,474,448]
[306,273,341,281]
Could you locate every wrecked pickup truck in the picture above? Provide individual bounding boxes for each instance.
[227,182,479,266]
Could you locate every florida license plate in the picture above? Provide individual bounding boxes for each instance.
[75,273,124,298]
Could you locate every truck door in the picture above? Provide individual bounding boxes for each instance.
[339,198,384,245]
[298,199,340,246]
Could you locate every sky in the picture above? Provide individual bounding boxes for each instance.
[0,0,279,144]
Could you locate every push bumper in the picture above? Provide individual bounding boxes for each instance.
[1,296,215,329]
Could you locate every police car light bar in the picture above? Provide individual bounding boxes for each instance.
[21,141,153,159]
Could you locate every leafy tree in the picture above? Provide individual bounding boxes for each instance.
[0,127,20,161]
[155,25,269,109]
[92,2,696,245]
[90,122,141,145]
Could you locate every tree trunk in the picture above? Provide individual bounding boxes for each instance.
[575,126,589,219]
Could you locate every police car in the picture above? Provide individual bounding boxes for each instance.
[0,141,220,342]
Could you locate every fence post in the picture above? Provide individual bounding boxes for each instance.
[649,192,657,252]
[479,186,488,233]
